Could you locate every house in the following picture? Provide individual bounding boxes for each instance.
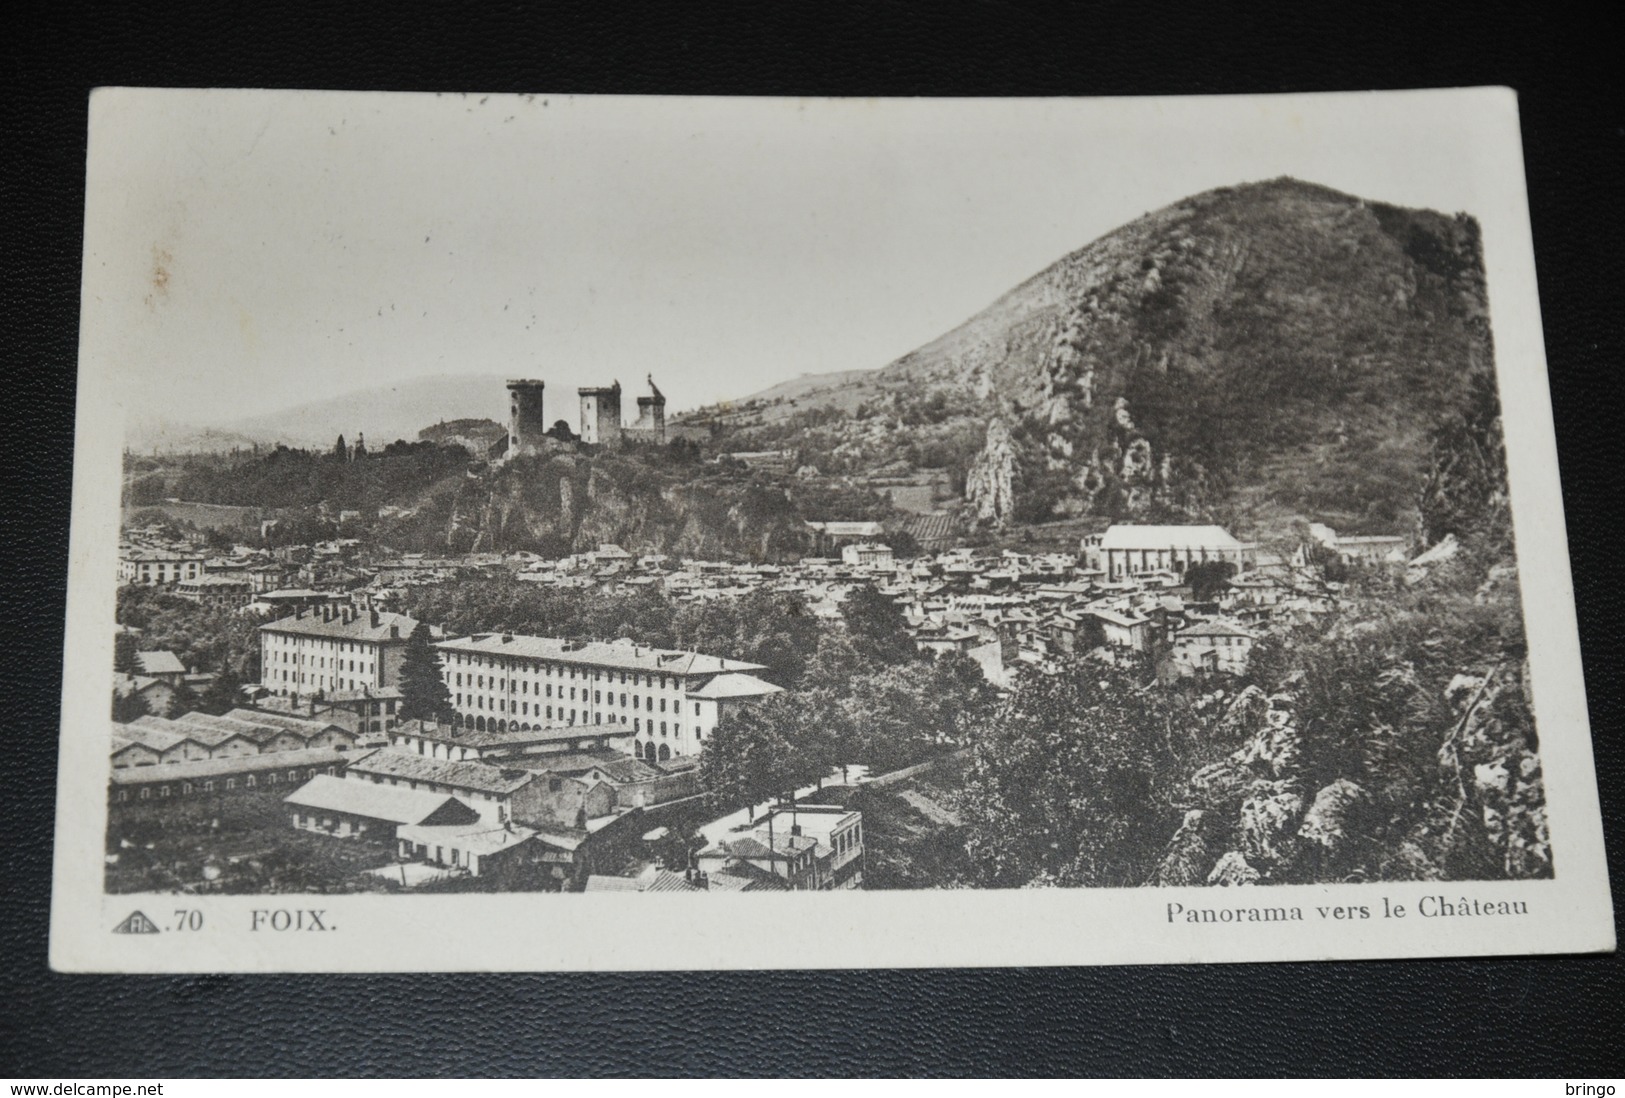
[112,673,174,719]
[1086,607,1153,653]
[1333,534,1409,566]
[134,650,187,686]
[753,803,865,889]
[841,542,895,571]
[119,549,205,587]
[270,686,405,738]
[284,773,480,840]
[394,821,539,878]
[342,748,616,831]
[176,573,254,610]
[1169,620,1256,677]
[694,830,822,890]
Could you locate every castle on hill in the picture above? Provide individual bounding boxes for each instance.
[504,374,667,458]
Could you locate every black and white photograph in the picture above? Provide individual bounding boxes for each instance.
[49,87,1611,972]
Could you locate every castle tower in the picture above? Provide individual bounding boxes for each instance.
[578,381,622,445]
[506,379,547,455]
[633,374,667,441]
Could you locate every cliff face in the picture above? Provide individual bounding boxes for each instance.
[710,178,1494,534]
[395,452,812,561]
[964,419,1018,527]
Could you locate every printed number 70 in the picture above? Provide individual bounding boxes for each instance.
[173,909,203,931]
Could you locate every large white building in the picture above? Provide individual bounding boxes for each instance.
[1086,524,1254,580]
[433,633,783,762]
[259,606,430,701]
[119,549,205,586]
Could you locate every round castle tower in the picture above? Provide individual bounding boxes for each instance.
[506,379,547,456]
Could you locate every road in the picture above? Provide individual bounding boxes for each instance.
[695,764,870,849]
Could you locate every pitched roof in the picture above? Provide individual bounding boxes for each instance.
[805,520,884,536]
[435,633,767,677]
[179,574,252,588]
[344,749,538,795]
[713,832,818,858]
[260,610,424,641]
[284,774,476,825]
[1098,524,1242,551]
[394,821,537,855]
[113,720,189,752]
[111,746,347,783]
[582,756,665,784]
[1177,620,1255,639]
[686,672,784,700]
[135,650,186,676]
[223,708,346,738]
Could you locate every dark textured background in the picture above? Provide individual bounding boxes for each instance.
[3,0,1620,1077]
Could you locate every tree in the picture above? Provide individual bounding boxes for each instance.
[164,679,202,719]
[961,663,1214,888]
[397,621,454,723]
[332,434,349,461]
[198,656,244,716]
[113,632,140,676]
[840,583,917,666]
[545,419,576,442]
[112,688,150,724]
[698,698,818,813]
[1185,560,1236,602]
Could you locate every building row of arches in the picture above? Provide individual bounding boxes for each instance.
[449,713,674,760]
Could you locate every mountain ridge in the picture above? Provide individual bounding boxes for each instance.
[697,176,1492,537]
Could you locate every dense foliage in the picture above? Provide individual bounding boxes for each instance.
[958,359,1545,887]
[170,440,472,512]
[115,586,265,684]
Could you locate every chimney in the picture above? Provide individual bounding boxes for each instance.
[370,609,380,628]
[389,624,399,639]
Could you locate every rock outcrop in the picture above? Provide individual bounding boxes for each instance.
[965,419,1019,527]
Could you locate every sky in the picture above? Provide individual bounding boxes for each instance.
[80,88,1515,433]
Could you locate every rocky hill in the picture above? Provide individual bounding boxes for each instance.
[378,449,812,560]
[693,178,1493,537]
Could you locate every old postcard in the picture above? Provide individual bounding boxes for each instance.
[51,87,1612,971]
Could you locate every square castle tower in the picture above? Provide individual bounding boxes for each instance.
[576,375,666,445]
